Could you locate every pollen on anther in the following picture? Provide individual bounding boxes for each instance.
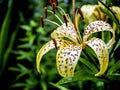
[63,14,68,26]
[40,16,44,27]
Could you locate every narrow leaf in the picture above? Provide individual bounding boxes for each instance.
[49,82,69,90]
[107,60,120,75]
[79,57,98,73]
[57,67,105,85]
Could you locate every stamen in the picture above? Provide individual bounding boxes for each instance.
[57,6,66,14]
[103,14,107,21]
[40,16,44,27]
[48,0,52,5]
[93,12,100,20]
[63,14,68,26]
[44,7,48,18]
[66,14,72,23]
[96,8,101,20]
[72,0,75,22]
[47,10,63,24]
[77,7,84,20]
[49,0,58,6]
[73,20,82,43]
[52,39,58,49]
[55,0,58,6]
[44,19,60,26]
[52,3,56,14]
[48,0,58,14]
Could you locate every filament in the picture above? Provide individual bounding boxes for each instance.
[57,6,66,14]
[44,19,60,27]
[47,10,63,24]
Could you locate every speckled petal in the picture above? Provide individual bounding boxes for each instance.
[86,37,109,76]
[83,21,115,48]
[36,39,65,73]
[56,41,82,77]
[51,23,78,42]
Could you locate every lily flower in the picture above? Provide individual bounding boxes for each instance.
[76,2,120,27]
[36,1,115,77]
[76,4,108,24]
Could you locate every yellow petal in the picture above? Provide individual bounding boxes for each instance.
[83,21,115,48]
[86,37,109,76]
[111,6,120,23]
[56,41,82,77]
[81,5,98,23]
[75,5,108,26]
[51,23,78,42]
[36,39,65,73]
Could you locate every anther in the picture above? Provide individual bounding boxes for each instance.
[40,16,44,27]
[63,14,68,27]
[48,0,58,6]
[52,3,56,14]
[48,0,53,5]
[48,0,58,14]
[44,7,48,18]
[52,39,58,49]
[77,7,84,20]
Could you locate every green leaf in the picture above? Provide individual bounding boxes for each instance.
[57,66,104,85]
[0,0,19,75]
[17,43,32,48]
[16,72,30,80]
[1,25,19,73]
[10,64,31,80]
[10,83,26,88]
[49,82,69,90]
[100,7,120,28]
[109,73,120,76]
[0,0,12,65]
[107,60,120,75]
[79,57,98,73]
[36,27,45,34]
[14,50,34,61]
[17,63,30,72]
[30,20,38,27]
[20,25,32,31]
[41,81,47,90]
[9,67,21,72]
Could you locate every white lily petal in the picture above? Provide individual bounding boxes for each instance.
[83,21,115,48]
[56,42,82,77]
[36,39,65,73]
[51,23,78,42]
[86,37,109,76]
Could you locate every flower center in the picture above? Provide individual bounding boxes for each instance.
[81,42,87,49]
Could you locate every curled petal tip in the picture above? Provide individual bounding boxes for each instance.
[94,72,102,77]
[37,63,41,74]
[36,39,66,74]
[86,38,108,77]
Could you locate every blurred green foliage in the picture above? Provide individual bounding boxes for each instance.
[0,0,120,90]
